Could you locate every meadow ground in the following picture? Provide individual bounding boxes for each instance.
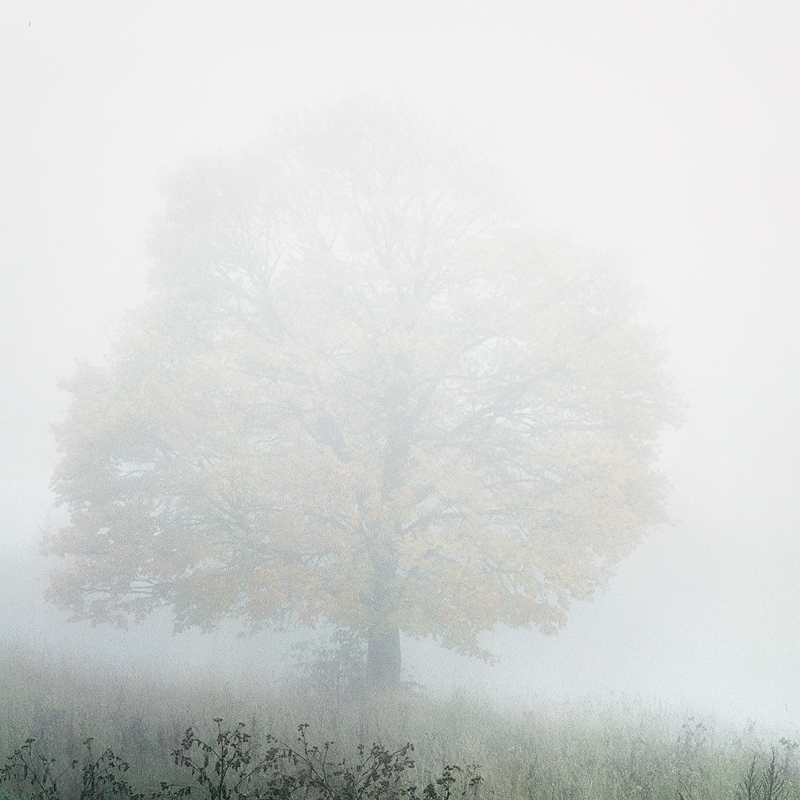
[1,636,797,800]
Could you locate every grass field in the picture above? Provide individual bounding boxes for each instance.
[1,636,797,800]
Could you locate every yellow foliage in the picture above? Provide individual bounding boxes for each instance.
[46,98,681,661]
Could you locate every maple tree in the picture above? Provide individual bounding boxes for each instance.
[46,99,681,688]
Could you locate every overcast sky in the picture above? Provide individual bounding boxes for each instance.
[2,1,799,728]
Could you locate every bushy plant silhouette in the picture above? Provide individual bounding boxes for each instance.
[1,721,481,800]
[0,737,142,800]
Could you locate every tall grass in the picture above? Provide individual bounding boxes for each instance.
[1,637,798,800]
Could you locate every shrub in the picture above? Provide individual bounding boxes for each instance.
[1,721,481,800]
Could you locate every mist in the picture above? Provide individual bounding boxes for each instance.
[2,0,799,739]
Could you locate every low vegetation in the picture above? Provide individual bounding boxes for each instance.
[1,638,798,800]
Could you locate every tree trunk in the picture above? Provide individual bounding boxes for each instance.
[365,625,401,690]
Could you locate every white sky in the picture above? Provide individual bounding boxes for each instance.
[1,1,799,727]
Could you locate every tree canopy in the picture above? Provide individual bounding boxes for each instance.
[46,99,681,688]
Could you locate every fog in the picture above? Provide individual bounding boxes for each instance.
[2,1,799,730]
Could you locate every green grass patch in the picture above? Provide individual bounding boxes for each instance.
[1,638,798,800]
